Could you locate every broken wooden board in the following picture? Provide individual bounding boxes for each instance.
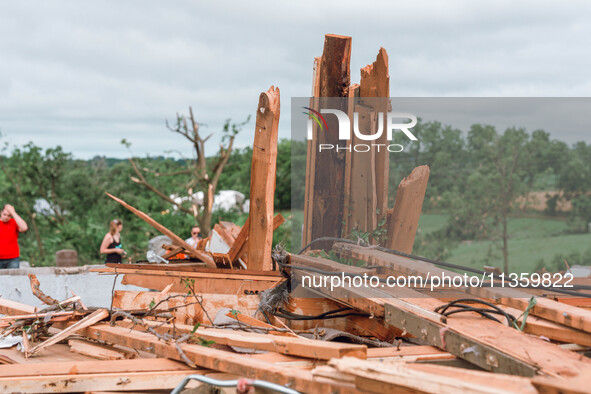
[303,56,323,247]
[82,324,357,393]
[360,47,390,225]
[115,319,367,360]
[304,34,352,248]
[386,165,430,253]
[248,86,281,271]
[27,309,110,357]
[228,213,285,264]
[105,192,216,267]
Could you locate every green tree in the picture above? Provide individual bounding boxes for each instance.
[445,126,540,273]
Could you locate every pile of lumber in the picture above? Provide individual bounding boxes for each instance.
[2,246,591,393]
[0,34,590,393]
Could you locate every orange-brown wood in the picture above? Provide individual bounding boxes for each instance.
[386,165,430,253]
[248,86,281,271]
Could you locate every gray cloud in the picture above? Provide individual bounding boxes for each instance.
[0,0,590,158]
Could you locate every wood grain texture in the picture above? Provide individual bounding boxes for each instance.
[248,86,280,271]
[386,165,430,253]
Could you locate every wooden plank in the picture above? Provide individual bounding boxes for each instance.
[0,298,35,315]
[360,47,390,224]
[367,346,451,359]
[342,83,360,235]
[229,214,285,264]
[532,373,590,394]
[120,273,279,295]
[228,217,250,263]
[502,305,591,347]
[161,245,184,260]
[248,86,281,271]
[386,165,430,253]
[105,192,216,267]
[0,370,204,393]
[347,103,378,237]
[95,266,282,281]
[330,357,536,394]
[0,358,190,378]
[82,324,357,393]
[27,309,110,357]
[303,57,323,247]
[68,339,135,360]
[116,319,367,360]
[306,34,352,248]
[104,263,282,277]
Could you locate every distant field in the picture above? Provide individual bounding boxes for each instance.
[284,211,590,273]
[417,214,591,273]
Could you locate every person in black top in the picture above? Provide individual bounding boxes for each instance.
[100,219,126,263]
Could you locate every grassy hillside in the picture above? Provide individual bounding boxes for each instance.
[417,214,591,273]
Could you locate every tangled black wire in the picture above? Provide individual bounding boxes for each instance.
[434,298,517,326]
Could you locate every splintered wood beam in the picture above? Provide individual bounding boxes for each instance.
[82,324,356,393]
[386,165,430,253]
[248,86,280,271]
[305,34,352,249]
[303,56,323,247]
[27,309,110,357]
[360,47,390,224]
[105,192,215,268]
[347,103,378,236]
[229,213,285,265]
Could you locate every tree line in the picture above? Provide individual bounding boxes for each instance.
[1,120,590,271]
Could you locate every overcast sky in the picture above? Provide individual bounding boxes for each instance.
[1,1,590,159]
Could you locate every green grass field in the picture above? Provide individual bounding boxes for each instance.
[417,214,591,273]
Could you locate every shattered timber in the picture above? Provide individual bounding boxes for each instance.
[1,34,591,394]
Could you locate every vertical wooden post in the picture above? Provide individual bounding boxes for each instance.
[303,57,322,247]
[248,86,280,271]
[386,165,430,254]
[303,34,352,249]
[360,48,390,223]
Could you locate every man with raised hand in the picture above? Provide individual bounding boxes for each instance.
[0,204,28,269]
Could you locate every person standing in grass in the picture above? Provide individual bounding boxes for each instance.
[0,204,28,269]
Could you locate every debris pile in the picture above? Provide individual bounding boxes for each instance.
[1,35,590,393]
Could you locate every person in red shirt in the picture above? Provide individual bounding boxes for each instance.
[0,204,28,269]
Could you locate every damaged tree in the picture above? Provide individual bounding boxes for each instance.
[125,108,250,236]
